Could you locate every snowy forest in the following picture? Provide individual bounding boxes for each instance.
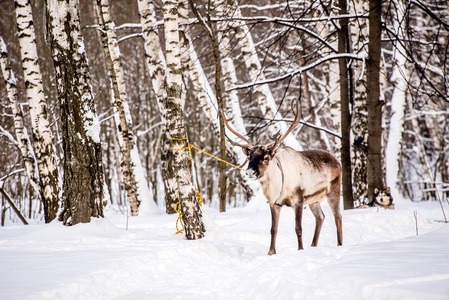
[0,0,448,229]
[1,0,449,299]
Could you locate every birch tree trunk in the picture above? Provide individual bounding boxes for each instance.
[0,36,41,198]
[349,0,369,204]
[137,0,178,214]
[46,0,106,225]
[163,0,204,239]
[15,0,60,223]
[385,0,408,200]
[96,0,155,216]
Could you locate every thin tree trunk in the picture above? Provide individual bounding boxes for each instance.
[15,0,60,223]
[367,0,384,202]
[385,0,408,200]
[96,0,155,216]
[188,0,227,212]
[163,0,204,239]
[338,0,355,209]
[46,0,106,225]
[0,36,41,198]
[0,187,28,225]
[137,0,178,214]
[350,0,369,204]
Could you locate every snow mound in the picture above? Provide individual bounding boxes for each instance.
[0,198,448,299]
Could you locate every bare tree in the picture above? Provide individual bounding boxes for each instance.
[188,0,228,212]
[14,0,60,222]
[163,0,204,239]
[96,0,155,216]
[46,0,107,225]
[337,0,355,209]
[0,36,40,198]
[366,0,384,202]
[385,0,408,199]
[349,0,369,204]
[137,0,180,214]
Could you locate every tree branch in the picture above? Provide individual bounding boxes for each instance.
[230,53,365,90]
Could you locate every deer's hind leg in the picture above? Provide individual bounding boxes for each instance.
[309,202,325,247]
[327,177,343,246]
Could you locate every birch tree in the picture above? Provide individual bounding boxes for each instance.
[163,0,204,239]
[15,0,60,223]
[96,0,155,216]
[349,0,369,204]
[385,0,408,200]
[0,36,40,199]
[137,0,180,214]
[46,0,106,224]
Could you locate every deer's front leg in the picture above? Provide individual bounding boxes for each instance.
[268,205,281,255]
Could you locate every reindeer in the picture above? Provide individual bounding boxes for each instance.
[220,101,342,255]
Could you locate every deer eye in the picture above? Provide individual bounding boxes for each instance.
[264,156,269,161]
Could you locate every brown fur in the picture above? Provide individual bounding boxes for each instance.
[248,146,343,255]
[219,103,342,255]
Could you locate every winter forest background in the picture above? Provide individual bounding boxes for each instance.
[0,0,448,228]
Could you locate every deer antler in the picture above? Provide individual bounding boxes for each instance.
[218,109,254,149]
[268,99,301,150]
[268,129,282,142]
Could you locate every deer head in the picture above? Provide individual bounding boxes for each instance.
[219,100,301,180]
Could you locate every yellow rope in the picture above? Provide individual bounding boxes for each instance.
[170,137,243,234]
[171,142,246,172]
[174,201,184,234]
[189,144,247,172]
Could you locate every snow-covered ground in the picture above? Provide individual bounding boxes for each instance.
[1,197,448,300]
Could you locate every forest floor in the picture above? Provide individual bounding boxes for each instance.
[1,196,448,299]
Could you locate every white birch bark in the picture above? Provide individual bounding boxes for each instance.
[137,0,166,107]
[327,54,341,154]
[232,4,302,150]
[96,0,156,216]
[163,0,204,239]
[47,0,108,224]
[385,0,408,200]
[349,0,369,203]
[0,36,41,197]
[137,0,181,214]
[15,0,60,223]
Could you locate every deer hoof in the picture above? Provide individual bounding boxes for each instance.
[268,249,276,255]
